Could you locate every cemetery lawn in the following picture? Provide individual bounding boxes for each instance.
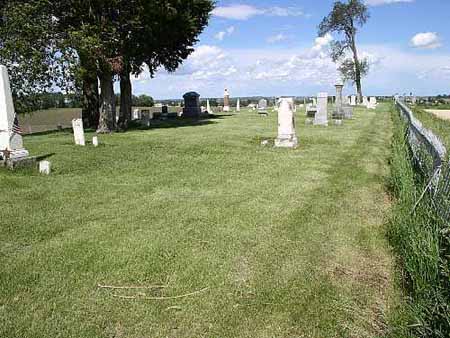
[1,105,402,338]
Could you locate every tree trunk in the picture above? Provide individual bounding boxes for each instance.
[351,36,363,104]
[97,71,116,133]
[80,57,100,129]
[118,69,132,131]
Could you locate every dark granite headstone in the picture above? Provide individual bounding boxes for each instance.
[182,92,201,118]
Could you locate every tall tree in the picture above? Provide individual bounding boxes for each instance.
[0,0,76,113]
[318,0,370,103]
[114,0,214,130]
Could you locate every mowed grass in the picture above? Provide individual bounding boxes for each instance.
[1,105,400,338]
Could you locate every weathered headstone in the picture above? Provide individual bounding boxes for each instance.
[223,89,230,112]
[92,136,99,147]
[275,98,298,148]
[0,65,29,160]
[162,105,169,115]
[350,95,357,106]
[367,97,377,109]
[362,96,368,106]
[206,99,212,114]
[236,98,240,112]
[314,92,328,126]
[335,83,344,113]
[72,119,85,146]
[258,99,268,116]
[39,161,51,175]
[132,108,141,120]
[182,92,201,118]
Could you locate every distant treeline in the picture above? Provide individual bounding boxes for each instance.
[15,92,155,113]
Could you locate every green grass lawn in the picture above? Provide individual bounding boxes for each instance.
[1,105,401,338]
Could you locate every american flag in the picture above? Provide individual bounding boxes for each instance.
[12,114,22,135]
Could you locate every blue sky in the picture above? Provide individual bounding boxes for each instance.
[132,0,450,99]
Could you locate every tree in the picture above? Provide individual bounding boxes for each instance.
[0,0,76,114]
[113,0,214,130]
[318,0,370,103]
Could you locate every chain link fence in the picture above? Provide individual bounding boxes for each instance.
[395,97,450,222]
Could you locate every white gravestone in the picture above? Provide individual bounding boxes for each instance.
[206,99,212,114]
[92,136,99,147]
[223,89,230,112]
[236,98,240,112]
[0,65,29,160]
[39,161,51,175]
[350,95,357,106]
[72,119,86,146]
[132,109,141,120]
[314,92,328,126]
[367,97,377,109]
[275,98,298,148]
[362,96,368,106]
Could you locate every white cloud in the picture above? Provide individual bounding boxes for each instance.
[410,32,442,49]
[212,5,307,21]
[267,33,287,44]
[365,0,414,6]
[214,26,235,41]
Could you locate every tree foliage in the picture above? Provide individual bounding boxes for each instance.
[318,0,370,101]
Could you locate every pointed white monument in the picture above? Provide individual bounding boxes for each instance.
[314,92,328,126]
[350,95,357,106]
[0,66,29,160]
[223,89,230,112]
[275,98,298,148]
[206,99,212,114]
[236,98,240,112]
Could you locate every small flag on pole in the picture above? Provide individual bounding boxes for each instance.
[12,114,22,135]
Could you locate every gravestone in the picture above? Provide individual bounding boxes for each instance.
[275,98,298,148]
[350,95,357,106]
[367,97,377,109]
[182,92,201,118]
[314,92,328,126]
[223,89,230,112]
[141,111,151,125]
[72,119,85,146]
[0,65,29,160]
[206,99,212,114]
[362,96,368,106]
[162,105,169,115]
[132,108,141,120]
[92,136,99,147]
[334,83,344,113]
[258,99,268,116]
[39,161,51,175]
[236,98,240,112]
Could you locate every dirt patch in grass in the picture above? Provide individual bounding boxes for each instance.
[424,109,450,121]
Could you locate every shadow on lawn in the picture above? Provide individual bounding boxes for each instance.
[125,114,230,132]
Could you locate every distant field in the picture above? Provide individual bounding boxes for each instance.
[19,108,82,134]
[18,106,183,134]
[424,109,450,121]
[414,107,450,148]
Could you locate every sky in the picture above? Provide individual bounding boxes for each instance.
[131,0,450,99]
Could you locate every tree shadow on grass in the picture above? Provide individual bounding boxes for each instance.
[23,114,232,138]
[124,114,230,132]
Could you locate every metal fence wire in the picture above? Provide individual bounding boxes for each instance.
[395,98,450,222]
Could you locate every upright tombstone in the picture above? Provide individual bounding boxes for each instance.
[39,161,51,175]
[72,119,86,146]
[162,105,169,115]
[206,99,212,114]
[367,97,377,109]
[132,108,141,120]
[275,98,298,148]
[350,95,357,106]
[334,83,344,116]
[0,66,29,160]
[314,92,328,126]
[182,92,201,118]
[258,99,268,115]
[362,96,368,106]
[223,89,230,112]
[236,98,240,112]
